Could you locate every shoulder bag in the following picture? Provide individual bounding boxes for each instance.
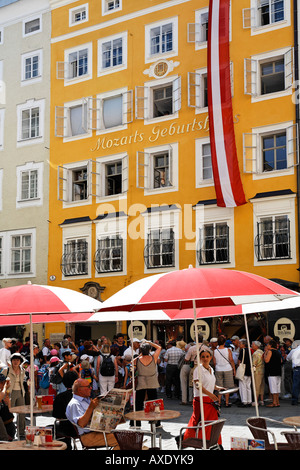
[235,349,245,380]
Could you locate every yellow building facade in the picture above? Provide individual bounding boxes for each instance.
[48,0,299,342]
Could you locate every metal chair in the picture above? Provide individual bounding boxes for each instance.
[178,419,226,450]
[246,417,295,450]
[280,431,300,450]
[71,423,115,450]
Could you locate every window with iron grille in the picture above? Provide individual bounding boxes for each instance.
[144,229,174,269]
[255,216,290,261]
[198,223,229,265]
[94,236,123,273]
[61,239,88,276]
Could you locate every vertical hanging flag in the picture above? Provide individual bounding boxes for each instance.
[207,0,246,207]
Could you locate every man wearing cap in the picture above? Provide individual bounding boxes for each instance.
[123,338,141,359]
[0,374,15,441]
[230,336,240,366]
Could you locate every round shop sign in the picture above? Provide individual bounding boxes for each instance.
[128,321,146,342]
[274,317,295,342]
[190,320,210,342]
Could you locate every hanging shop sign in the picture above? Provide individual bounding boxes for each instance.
[274,317,295,342]
[128,320,146,341]
[190,319,210,342]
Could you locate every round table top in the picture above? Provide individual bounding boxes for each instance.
[0,440,67,450]
[125,409,180,422]
[10,405,53,414]
[283,416,300,426]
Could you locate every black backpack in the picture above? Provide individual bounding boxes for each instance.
[100,354,115,377]
[50,364,63,385]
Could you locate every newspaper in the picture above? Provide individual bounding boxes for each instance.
[90,388,132,432]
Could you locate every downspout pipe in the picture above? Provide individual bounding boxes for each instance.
[294,0,300,277]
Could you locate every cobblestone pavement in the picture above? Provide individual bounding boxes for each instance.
[34,393,300,451]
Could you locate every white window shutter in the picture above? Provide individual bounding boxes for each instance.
[242,8,256,29]
[57,165,68,201]
[243,133,258,174]
[172,77,181,113]
[287,124,299,168]
[84,97,100,131]
[244,58,257,96]
[168,145,173,186]
[188,72,201,108]
[135,86,148,119]
[55,106,67,137]
[81,99,88,133]
[123,90,133,124]
[284,48,294,90]
[187,23,201,43]
[136,151,149,189]
[56,61,68,80]
[122,155,129,193]
[90,159,101,197]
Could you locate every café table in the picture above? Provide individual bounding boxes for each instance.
[10,404,53,438]
[283,416,300,429]
[0,440,67,450]
[125,409,181,448]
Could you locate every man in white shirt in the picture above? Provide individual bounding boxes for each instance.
[0,339,12,367]
[123,338,141,359]
[287,342,300,406]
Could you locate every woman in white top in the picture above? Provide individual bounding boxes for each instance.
[183,348,223,446]
[213,335,235,407]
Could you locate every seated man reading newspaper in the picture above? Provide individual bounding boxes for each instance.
[66,378,131,449]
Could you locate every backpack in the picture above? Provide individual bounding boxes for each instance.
[100,354,115,377]
[80,367,93,383]
[50,364,63,385]
[39,366,50,389]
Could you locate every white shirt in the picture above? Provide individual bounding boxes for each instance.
[287,346,300,368]
[193,364,216,398]
[0,348,11,366]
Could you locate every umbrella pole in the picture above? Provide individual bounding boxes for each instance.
[30,313,34,425]
[129,320,136,427]
[243,314,259,417]
[193,300,207,450]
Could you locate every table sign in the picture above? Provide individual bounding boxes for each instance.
[231,437,265,450]
[144,399,164,413]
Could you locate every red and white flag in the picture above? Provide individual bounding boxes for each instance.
[207,0,246,207]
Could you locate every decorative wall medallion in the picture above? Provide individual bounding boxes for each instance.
[144,59,180,78]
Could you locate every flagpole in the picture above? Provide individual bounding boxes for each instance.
[193,299,207,450]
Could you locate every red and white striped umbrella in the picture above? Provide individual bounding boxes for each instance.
[93,267,300,314]
[0,283,102,325]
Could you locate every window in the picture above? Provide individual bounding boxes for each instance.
[11,234,32,274]
[198,223,229,265]
[69,4,88,26]
[258,0,284,26]
[243,0,290,31]
[251,191,296,266]
[16,162,43,208]
[17,99,45,146]
[102,0,121,15]
[58,162,91,204]
[136,76,181,120]
[0,229,36,278]
[255,215,290,260]
[57,43,92,83]
[98,33,127,75]
[93,154,129,199]
[22,51,42,83]
[137,143,178,193]
[196,140,213,187]
[188,9,209,46]
[21,107,40,140]
[145,18,178,62]
[21,169,38,200]
[243,122,298,176]
[24,17,41,36]
[0,109,4,150]
[94,236,123,273]
[195,203,235,268]
[55,100,89,139]
[144,229,175,269]
[244,48,293,98]
[85,88,133,132]
[61,239,88,276]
